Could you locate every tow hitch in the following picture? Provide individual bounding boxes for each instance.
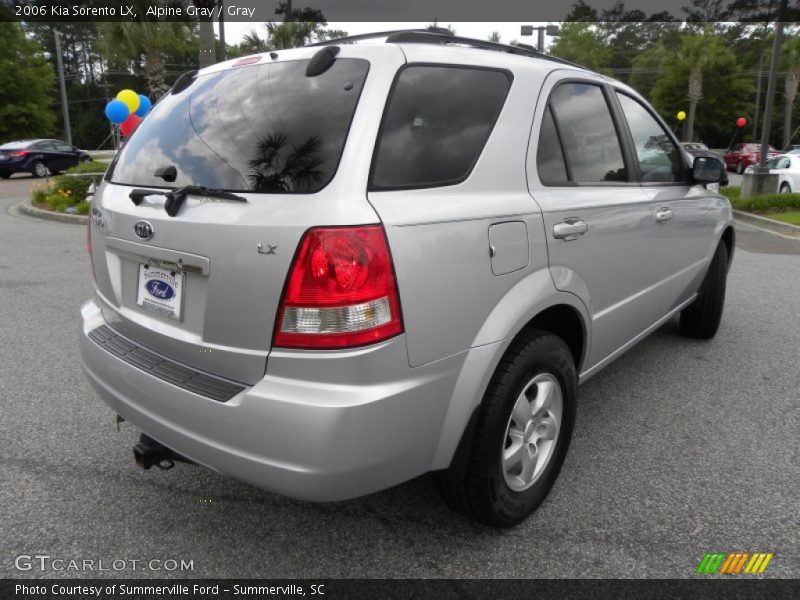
[133,433,194,471]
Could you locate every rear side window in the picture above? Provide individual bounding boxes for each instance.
[536,106,569,185]
[546,82,627,183]
[370,65,512,190]
[108,58,369,193]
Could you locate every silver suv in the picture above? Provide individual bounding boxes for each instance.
[79,30,733,527]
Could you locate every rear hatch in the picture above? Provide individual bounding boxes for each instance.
[90,51,380,385]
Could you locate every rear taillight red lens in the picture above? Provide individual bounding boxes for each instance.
[274,225,403,349]
[8,150,28,158]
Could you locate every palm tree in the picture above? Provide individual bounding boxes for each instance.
[99,10,194,98]
[677,28,727,142]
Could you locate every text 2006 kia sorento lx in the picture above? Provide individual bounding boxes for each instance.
[79,31,734,527]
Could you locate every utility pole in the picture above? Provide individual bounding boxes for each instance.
[753,52,764,141]
[758,0,787,169]
[218,0,226,61]
[53,30,72,145]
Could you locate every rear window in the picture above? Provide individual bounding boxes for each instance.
[370,65,512,190]
[107,58,369,193]
[0,142,30,150]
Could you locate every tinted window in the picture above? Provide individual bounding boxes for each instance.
[35,141,56,151]
[774,157,791,169]
[617,93,684,183]
[549,83,626,183]
[537,106,569,185]
[0,142,30,150]
[54,142,73,152]
[370,66,511,189]
[108,58,369,193]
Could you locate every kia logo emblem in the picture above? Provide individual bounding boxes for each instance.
[134,221,154,240]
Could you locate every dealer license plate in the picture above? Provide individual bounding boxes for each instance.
[136,264,185,320]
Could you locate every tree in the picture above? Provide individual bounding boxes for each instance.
[488,32,501,43]
[629,44,670,100]
[232,3,345,54]
[0,22,56,140]
[664,28,732,141]
[98,3,195,98]
[782,37,800,147]
[563,0,598,21]
[548,22,610,72]
[651,31,753,146]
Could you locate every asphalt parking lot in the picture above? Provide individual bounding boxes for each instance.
[0,175,798,579]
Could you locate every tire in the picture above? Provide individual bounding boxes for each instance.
[736,161,744,175]
[32,161,49,178]
[435,330,577,527]
[680,242,728,339]
[780,182,791,194]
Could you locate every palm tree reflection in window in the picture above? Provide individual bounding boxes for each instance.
[248,132,324,192]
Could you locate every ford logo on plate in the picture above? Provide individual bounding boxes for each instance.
[145,280,175,300]
[134,220,154,240]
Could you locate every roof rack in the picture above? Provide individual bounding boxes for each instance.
[308,29,578,68]
[306,29,442,47]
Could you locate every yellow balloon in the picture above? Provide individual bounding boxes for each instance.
[677,111,687,121]
[116,89,140,114]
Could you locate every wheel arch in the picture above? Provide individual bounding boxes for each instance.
[431,279,590,474]
[720,225,735,269]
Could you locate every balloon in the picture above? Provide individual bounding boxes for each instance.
[116,89,140,114]
[676,111,686,121]
[134,94,152,117]
[737,117,747,128]
[104,100,129,124]
[120,114,142,136]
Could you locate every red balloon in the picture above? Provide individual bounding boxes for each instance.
[120,114,142,136]
[737,117,747,128]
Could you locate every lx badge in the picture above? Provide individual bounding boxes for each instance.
[257,244,278,255]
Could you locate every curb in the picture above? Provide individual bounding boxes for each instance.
[14,196,87,225]
[733,209,800,239]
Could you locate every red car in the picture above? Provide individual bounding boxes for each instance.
[724,143,780,174]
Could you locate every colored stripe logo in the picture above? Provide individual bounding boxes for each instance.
[696,552,773,574]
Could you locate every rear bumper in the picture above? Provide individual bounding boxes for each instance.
[79,298,464,501]
[0,159,30,173]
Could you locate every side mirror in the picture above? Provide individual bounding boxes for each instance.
[692,155,727,186]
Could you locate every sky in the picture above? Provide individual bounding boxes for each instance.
[215,21,557,50]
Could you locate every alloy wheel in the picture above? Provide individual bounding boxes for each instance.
[502,373,563,492]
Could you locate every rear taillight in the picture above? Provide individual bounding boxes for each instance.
[8,150,28,158]
[274,225,403,349]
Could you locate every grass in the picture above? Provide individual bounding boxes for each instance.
[720,186,800,219]
[765,211,800,225]
[31,160,108,214]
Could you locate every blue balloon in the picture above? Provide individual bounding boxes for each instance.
[105,100,129,124]
[135,94,152,118]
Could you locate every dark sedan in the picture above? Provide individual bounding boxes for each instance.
[0,139,91,178]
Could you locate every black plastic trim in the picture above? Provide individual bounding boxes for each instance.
[88,325,245,403]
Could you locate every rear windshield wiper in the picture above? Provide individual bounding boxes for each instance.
[129,186,247,217]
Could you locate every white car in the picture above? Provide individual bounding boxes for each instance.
[745,153,800,193]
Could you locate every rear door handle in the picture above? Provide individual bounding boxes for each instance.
[553,218,588,241]
[656,208,674,223]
